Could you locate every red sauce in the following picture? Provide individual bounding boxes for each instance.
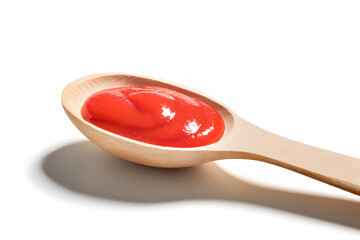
[81,86,225,147]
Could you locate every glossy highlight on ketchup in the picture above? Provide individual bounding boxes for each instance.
[81,86,225,147]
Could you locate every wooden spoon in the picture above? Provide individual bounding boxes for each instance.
[62,73,360,195]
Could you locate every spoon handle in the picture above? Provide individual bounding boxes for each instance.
[231,122,360,195]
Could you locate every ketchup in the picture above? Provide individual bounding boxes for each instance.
[81,86,225,147]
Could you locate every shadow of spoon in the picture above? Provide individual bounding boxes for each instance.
[41,141,360,229]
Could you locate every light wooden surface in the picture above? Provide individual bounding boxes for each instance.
[62,73,360,196]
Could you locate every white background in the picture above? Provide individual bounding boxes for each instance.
[1,0,360,239]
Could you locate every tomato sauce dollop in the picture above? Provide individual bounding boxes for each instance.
[81,86,225,147]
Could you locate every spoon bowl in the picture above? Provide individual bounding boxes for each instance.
[62,73,360,195]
